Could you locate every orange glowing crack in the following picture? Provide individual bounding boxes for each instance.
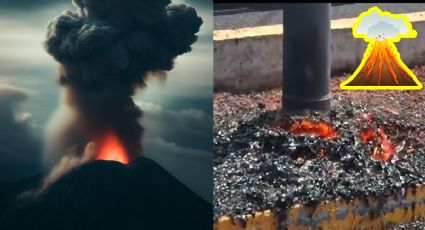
[96,132,129,164]
[360,127,376,143]
[290,119,339,139]
[360,127,395,162]
[272,116,398,162]
[318,149,327,158]
[372,128,395,162]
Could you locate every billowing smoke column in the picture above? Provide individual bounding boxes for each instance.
[43,0,202,164]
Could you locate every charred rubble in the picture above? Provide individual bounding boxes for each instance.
[213,68,425,228]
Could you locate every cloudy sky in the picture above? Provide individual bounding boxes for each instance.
[0,0,212,202]
[355,8,414,40]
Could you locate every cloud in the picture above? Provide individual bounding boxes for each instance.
[143,137,212,202]
[0,86,42,181]
[135,100,212,202]
[354,7,416,40]
[0,18,51,69]
[367,21,400,39]
[0,0,211,10]
[146,137,211,159]
[136,100,212,151]
[182,0,212,9]
[0,0,67,9]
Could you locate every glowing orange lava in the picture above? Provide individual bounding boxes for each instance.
[360,127,395,162]
[360,127,376,143]
[318,149,327,158]
[96,132,129,164]
[290,119,338,139]
[372,128,395,162]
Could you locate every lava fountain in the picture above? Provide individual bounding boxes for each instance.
[96,131,129,164]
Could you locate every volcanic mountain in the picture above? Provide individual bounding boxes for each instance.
[340,39,422,88]
[0,157,212,230]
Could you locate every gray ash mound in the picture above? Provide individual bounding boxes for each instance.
[213,70,425,227]
[0,157,212,230]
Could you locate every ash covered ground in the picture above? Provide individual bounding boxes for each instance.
[389,220,425,230]
[213,66,425,228]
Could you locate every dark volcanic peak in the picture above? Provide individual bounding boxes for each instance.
[0,157,212,230]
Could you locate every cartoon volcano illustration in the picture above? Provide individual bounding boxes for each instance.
[340,7,423,90]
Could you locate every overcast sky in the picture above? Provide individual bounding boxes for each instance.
[0,0,212,202]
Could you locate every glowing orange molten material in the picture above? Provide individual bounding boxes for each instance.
[373,128,395,162]
[318,149,327,158]
[360,127,376,143]
[360,127,395,162]
[96,132,129,164]
[290,119,338,139]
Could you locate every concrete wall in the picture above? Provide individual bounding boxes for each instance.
[214,34,283,91]
[214,12,425,91]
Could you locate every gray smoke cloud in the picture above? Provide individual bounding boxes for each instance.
[0,86,42,181]
[22,142,96,198]
[43,0,202,164]
[0,0,68,9]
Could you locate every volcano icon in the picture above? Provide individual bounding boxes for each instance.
[340,7,423,90]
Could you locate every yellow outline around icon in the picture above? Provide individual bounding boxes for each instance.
[340,6,423,90]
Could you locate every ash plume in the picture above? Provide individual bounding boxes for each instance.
[22,142,96,198]
[42,0,202,167]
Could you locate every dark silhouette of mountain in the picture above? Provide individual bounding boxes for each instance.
[0,157,212,230]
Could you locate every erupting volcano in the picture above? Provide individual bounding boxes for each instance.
[343,39,420,87]
[340,6,423,90]
[42,0,202,167]
[0,1,212,230]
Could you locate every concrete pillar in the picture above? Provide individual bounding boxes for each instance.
[283,3,331,113]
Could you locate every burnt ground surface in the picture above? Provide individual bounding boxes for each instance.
[389,220,425,230]
[213,65,425,229]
